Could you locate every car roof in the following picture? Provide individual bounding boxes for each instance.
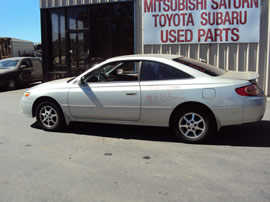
[106,54,182,62]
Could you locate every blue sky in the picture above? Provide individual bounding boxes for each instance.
[0,0,41,43]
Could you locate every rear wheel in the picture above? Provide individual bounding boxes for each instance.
[35,101,64,131]
[171,106,216,143]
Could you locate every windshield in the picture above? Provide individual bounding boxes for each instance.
[0,60,19,69]
[174,57,225,76]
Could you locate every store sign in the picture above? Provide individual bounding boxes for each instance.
[143,0,260,44]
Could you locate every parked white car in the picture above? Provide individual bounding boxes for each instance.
[21,54,266,143]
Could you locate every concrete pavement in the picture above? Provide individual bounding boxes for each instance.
[0,89,269,202]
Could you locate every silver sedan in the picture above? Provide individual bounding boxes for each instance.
[21,54,266,143]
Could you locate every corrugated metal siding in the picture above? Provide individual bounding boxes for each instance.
[40,0,132,8]
[143,1,270,96]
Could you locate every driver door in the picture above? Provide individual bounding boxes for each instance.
[19,59,33,83]
[68,61,141,121]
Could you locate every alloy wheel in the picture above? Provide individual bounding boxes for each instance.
[178,112,206,139]
[39,105,59,129]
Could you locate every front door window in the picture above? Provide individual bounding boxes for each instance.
[84,61,139,82]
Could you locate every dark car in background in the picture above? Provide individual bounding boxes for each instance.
[0,57,43,90]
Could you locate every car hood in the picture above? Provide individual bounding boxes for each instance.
[0,68,15,74]
[30,77,73,90]
[220,71,259,81]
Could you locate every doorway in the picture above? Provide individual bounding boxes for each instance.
[68,31,90,76]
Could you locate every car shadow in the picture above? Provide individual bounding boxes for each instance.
[208,120,270,147]
[31,121,179,142]
[31,120,270,147]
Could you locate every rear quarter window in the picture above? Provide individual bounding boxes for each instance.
[31,59,43,75]
[31,59,42,68]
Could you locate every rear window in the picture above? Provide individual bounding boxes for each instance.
[174,57,225,76]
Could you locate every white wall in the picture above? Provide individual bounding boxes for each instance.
[11,39,34,57]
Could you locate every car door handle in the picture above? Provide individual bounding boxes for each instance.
[126,91,137,95]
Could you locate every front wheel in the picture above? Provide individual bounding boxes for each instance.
[171,106,216,143]
[35,101,64,131]
[6,78,17,91]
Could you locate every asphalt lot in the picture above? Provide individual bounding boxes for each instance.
[0,88,270,202]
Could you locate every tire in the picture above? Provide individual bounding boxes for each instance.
[35,101,64,131]
[171,106,216,143]
[6,78,17,91]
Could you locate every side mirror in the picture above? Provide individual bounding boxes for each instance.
[20,65,27,69]
[78,76,86,85]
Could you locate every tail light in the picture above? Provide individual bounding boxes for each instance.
[236,84,260,96]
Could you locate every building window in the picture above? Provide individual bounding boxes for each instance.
[111,3,134,57]
[44,3,134,80]
[89,3,134,62]
[67,7,88,30]
[50,9,66,72]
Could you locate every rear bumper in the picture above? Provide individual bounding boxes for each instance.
[242,95,266,123]
[212,95,266,128]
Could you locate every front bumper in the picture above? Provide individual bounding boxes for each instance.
[0,79,7,87]
[20,100,33,117]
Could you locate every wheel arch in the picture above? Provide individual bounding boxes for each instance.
[6,76,18,89]
[7,75,17,81]
[32,96,63,118]
[169,101,220,131]
[7,71,21,84]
